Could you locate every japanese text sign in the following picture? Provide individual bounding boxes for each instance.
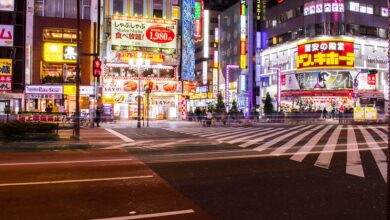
[43,43,77,63]
[111,16,177,50]
[0,25,13,47]
[297,39,355,70]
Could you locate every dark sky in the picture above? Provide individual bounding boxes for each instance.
[204,0,239,11]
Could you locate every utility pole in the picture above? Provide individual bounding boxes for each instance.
[74,0,81,139]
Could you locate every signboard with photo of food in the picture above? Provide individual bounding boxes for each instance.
[103,77,181,94]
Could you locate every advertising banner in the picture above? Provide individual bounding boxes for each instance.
[0,59,12,91]
[364,107,377,120]
[43,43,77,63]
[282,71,352,91]
[0,25,13,47]
[297,39,354,70]
[353,107,365,120]
[0,0,14,11]
[111,16,177,50]
[103,77,181,94]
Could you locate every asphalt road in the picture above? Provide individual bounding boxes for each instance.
[0,124,387,220]
[113,124,387,220]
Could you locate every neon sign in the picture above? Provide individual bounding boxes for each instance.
[297,39,355,70]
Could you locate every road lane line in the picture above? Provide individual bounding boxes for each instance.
[0,158,134,166]
[270,126,325,156]
[358,125,387,182]
[254,125,316,152]
[199,127,250,137]
[217,127,270,141]
[227,128,281,144]
[239,125,306,148]
[314,125,342,169]
[369,127,388,142]
[346,126,364,177]
[172,127,240,136]
[202,128,255,139]
[105,129,135,142]
[290,126,333,162]
[0,175,154,187]
[92,209,195,220]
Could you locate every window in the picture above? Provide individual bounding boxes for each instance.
[64,0,77,18]
[133,0,144,16]
[113,0,124,14]
[44,0,63,17]
[381,7,388,17]
[34,0,44,16]
[349,1,359,12]
[153,0,163,18]
[34,0,90,19]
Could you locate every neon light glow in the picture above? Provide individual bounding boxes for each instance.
[203,10,209,58]
[181,0,196,81]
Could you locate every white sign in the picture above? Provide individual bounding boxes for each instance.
[25,85,63,94]
[80,86,94,95]
[0,0,14,11]
[0,25,13,47]
[111,16,177,50]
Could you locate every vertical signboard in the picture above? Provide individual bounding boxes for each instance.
[0,59,12,91]
[0,25,14,47]
[181,0,196,81]
[240,0,247,69]
[194,0,203,40]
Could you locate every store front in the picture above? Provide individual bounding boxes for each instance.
[25,85,63,112]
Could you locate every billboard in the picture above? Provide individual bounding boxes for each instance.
[297,39,355,70]
[43,43,77,63]
[0,25,13,47]
[0,59,12,91]
[103,77,181,94]
[111,16,177,50]
[0,0,14,11]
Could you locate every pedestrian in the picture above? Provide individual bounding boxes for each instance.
[322,108,327,119]
[95,107,101,127]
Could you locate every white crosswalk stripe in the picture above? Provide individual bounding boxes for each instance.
[164,124,387,181]
[346,126,364,177]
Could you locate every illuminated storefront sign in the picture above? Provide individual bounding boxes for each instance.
[117,51,164,63]
[0,59,12,91]
[25,85,63,94]
[0,0,14,11]
[0,25,13,47]
[304,0,344,16]
[203,10,209,58]
[43,43,77,63]
[297,39,355,70]
[194,0,203,39]
[103,77,181,94]
[240,0,247,69]
[111,16,177,50]
[181,0,195,81]
[213,50,218,68]
[212,68,218,97]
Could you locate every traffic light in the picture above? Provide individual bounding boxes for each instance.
[93,57,102,77]
[367,69,377,75]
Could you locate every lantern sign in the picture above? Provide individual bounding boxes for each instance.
[297,39,355,70]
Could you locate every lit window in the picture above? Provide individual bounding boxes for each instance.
[381,7,388,17]
[366,6,373,14]
[349,2,359,12]
[359,4,367,13]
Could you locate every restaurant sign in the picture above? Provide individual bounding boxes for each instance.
[0,59,12,91]
[297,39,355,70]
[111,16,177,50]
[25,85,63,94]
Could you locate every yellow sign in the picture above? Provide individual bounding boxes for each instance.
[353,107,365,120]
[172,6,180,19]
[365,107,377,120]
[0,59,12,75]
[63,85,76,95]
[43,42,77,63]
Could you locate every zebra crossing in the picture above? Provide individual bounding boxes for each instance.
[164,125,389,181]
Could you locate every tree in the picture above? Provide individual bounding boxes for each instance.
[215,92,225,113]
[207,102,215,113]
[263,92,274,115]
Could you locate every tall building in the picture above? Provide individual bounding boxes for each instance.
[0,0,25,114]
[258,0,388,115]
[26,0,96,113]
[101,0,182,120]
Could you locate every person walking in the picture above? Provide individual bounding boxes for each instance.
[95,107,101,127]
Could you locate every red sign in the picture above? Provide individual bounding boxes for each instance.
[367,74,376,85]
[280,74,286,86]
[297,39,355,70]
[146,26,175,44]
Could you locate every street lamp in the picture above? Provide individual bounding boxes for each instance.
[128,52,151,128]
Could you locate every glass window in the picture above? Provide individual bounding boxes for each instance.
[366,5,373,14]
[34,0,44,16]
[381,7,388,17]
[349,1,359,12]
[83,0,91,19]
[133,0,143,16]
[64,0,77,18]
[153,0,163,18]
[113,0,124,14]
[44,0,63,17]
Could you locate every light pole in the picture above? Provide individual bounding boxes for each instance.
[268,67,281,112]
[128,52,150,128]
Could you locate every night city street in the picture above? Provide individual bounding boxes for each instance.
[1,0,390,219]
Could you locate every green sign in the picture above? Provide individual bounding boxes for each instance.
[195,2,201,20]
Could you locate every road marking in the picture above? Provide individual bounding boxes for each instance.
[290,126,333,162]
[370,127,388,142]
[270,126,325,156]
[198,127,250,137]
[358,126,387,182]
[201,127,254,138]
[0,175,154,187]
[227,127,281,144]
[239,125,306,148]
[92,209,195,220]
[254,125,316,152]
[346,126,364,177]
[105,141,152,149]
[105,129,135,142]
[0,158,134,166]
[217,127,270,142]
[314,126,342,169]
